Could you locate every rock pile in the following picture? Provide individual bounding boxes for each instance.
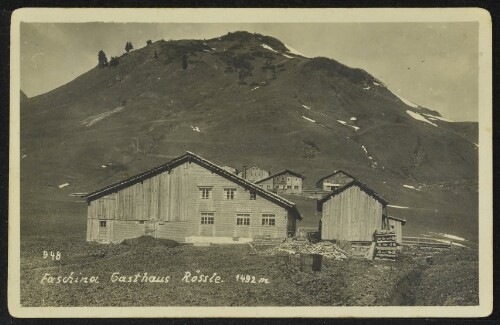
[252,240,348,260]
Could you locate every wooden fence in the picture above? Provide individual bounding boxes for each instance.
[402,236,452,249]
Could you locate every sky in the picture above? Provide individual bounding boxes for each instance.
[20,22,479,121]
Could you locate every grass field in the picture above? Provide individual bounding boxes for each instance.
[19,236,478,307]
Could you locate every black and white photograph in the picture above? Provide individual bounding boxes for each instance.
[8,8,493,318]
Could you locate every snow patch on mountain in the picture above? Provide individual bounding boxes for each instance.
[337,120,360,131]
[432,232,467,242]
[81,106,125,127]
[350,117,357,121]
[302,104,311,110]
[388,205,410,209]
[394,93,420,108]
[406,110,438,127]
[251,86,260,91]
[434,238,467,247]
[422,113,454,123]
[302,116,316,123]
[190,126,201,132]
[261,44,278,53]
[282,54,293,59]
[284,43,307,57]
[403,184,420,191]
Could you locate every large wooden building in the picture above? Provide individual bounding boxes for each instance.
[316,170,355,191]
[83,152,302,244]
[237,166,270,183]
[255,170,305,194]
[317,180,392,243]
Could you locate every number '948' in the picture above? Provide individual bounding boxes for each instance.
[43,251,61,261]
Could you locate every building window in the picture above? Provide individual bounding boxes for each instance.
[224,188,236,200]
[199,187,212,199]
[287,185,292,189]
[262,214,276,226]
[249,191,257,200]
[201,213,215,225]
[294,185,299,189]
[236,214,251,226]
[99,220,107,227]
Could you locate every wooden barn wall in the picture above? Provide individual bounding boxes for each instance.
[156,222,188,242]
[321,186,383,242]
[86,218,112,242]
[388,219,403,244]
[87,161,293,242]
[180,163,289,239]
[111,220,147,243]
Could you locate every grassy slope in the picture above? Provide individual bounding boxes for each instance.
[20,236,477,307]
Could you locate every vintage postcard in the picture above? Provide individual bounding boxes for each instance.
[8,8,492,318]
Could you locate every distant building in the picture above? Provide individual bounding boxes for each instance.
[221,165,237,174]
[237,166,270,183]
[316,170,355,191]
[83,152,301,244]
[317,180,391,243]
[255,170,305,194]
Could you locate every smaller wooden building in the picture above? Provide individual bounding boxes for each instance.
[316,170,355,191]
[317,180,388,243]
[237,166,270,183]
[384,215,406,247]
[255,170,305,194]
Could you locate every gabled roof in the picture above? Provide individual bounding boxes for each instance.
[387,215,407,225]
[317,180,388,211]
[83,152,301,219]
[241,165,269,172]
[316,170,356,188]
[255,169,305,184]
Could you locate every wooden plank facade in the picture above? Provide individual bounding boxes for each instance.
[316,170,355,191]
[317,180,389,242]
[385,216,406,246]
[85,153,301,244]
[255,170,305,194]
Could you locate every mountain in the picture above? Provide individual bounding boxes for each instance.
[20,31,478,241]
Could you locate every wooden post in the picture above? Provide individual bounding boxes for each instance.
[417,237,420,248]
[450,241,453,250]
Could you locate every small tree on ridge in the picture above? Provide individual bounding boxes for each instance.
[97,50,108,68]
[125,41,133,53]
